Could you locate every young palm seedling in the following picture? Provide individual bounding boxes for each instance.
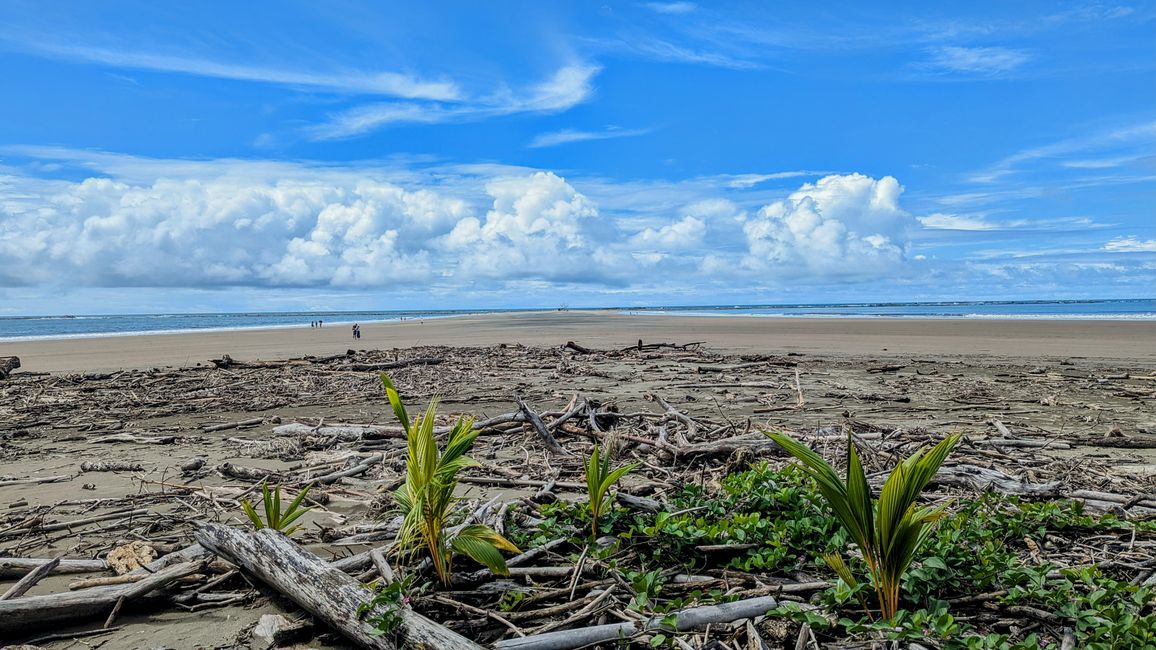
[765,430,960,620]
[382,373,520,586]
[584,444,638,539]
[240,481,314,536]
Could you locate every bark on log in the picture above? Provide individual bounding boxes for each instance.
[494,595,779,650]
[1,557,59,600]
[194,523,482,650]
[515,396,571,455]
[0,559,204,635]
[0,557,108,580]
[0,356,19,379]
[932,464,1062,497]
[344,358,444,372]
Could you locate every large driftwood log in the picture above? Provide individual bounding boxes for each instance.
[0,559,204,634]
[194,523,481,650]
[932,464,1062,497]
[494,595,780,650]
[515,395,571,455]
[0,356,19,379]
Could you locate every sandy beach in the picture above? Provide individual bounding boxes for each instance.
[3,314,1156,647]
[3,311,1155,374]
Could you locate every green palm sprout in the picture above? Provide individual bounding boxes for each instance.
[584,444,638,539]
[382,373,520,586]
[765,430,960,620]
[240,481,313,536]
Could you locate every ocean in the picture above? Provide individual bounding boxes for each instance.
[1,299,1153,341]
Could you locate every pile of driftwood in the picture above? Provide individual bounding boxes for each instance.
[2,343,1156,647]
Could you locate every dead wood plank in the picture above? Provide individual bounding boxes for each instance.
[0,559,204,635]
[0,557,108,580]
[493,595,779,650]
[194,523,482,650]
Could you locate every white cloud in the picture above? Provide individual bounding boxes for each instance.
[311,64,600,139]
[1104,237,1156,252]
[529,126,650,148]
[726,171,831,189]
[645,2,698,14]
[630,216,706,248]
[1,38,459,100]
[0,154,954,295]
[925,46,1032,75]
[919,213,996,230]
[740,174,911,276]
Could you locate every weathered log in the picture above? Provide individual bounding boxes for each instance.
[194,523,482,650]
[515,395,571,455]
[0,557,108,580]
[203,417,264,433]
[1,557,59,600]
[677,435,785,460]
[494,595,779,650]
[0,356,20,379]
[0,559,204,635]
[932,464,1061,497]
[273,422,405,440]
[563,341,592,354]
[79,461,144,472]
[344,357,444,372]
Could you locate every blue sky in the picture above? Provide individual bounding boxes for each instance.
[0,1,1153,314]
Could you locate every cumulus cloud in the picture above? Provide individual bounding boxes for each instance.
[0,157,930,295]
[738,174,911,276]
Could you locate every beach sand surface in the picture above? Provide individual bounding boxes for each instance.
[3,311,1155,373]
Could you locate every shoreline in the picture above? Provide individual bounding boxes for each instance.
[2,311,1154,373]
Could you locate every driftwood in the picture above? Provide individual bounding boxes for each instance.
[344,357,444,372]
[1,557,59,600]
[0,355,19,379]
[932,464,1062,497]
[515,396,571,455]
[0,557,109,580]
[0,559,205,634]
[194,523,482,650]
[493,595,779,650]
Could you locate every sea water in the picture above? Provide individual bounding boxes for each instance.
[1,300,1153,341]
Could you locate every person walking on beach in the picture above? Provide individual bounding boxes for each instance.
[352,323,361,340]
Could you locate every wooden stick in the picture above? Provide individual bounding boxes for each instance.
[194,523,482,650]
[0,556,60,600]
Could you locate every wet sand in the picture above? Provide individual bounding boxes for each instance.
[3,311,1155,373]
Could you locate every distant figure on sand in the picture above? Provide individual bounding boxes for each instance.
[352,323,361,339]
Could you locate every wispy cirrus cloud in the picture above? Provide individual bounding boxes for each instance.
[1104,236,1156,252]
[528,125,650,148]
[0,37,460,100]
[923,46,1032,76]
[310,64,600,140]
[969,120,1156,183]
[644,2,698,14]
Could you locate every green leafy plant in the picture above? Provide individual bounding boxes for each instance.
[584,444,638,539]
[240,481,313,536]
[359,576,413,637]
[765,430,960,620]
[382,372,520,586]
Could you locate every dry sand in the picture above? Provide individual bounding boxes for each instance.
[3,311,1155,373]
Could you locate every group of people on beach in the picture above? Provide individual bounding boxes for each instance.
[352,323,361,339]
[309,320,323,328]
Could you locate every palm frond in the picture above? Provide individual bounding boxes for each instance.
[767,430,960,620]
